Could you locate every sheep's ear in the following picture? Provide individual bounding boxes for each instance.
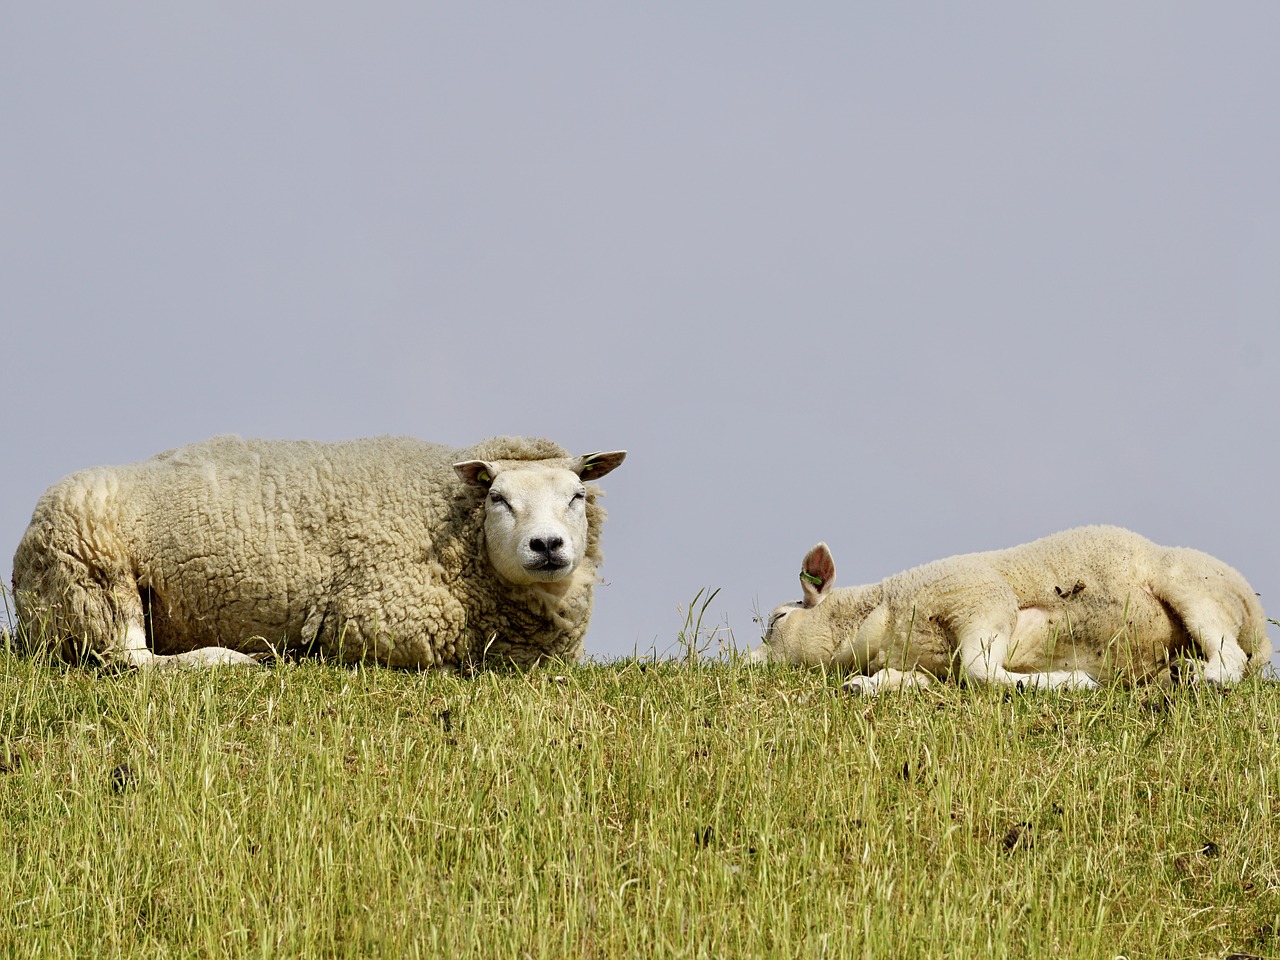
[454,460,499,488]
[800,542,836,608]
[575,450,626,480]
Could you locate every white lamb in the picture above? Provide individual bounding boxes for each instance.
[12,435,625,670]
[752,526,1270,693]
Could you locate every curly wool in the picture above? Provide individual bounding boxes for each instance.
[13,435,612,669]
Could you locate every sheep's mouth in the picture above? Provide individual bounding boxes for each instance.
[526,558,570,572]
[523,558,573,580]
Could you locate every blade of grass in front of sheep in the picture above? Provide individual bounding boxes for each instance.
[676,586,721,664]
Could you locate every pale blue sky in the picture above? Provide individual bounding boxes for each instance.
[4,4,1278,666]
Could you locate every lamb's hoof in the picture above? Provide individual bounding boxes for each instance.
[841,677,871,697]
[1186,674,1230,695]
[1170,661,1229,692]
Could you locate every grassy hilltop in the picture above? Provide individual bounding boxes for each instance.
[1,644,1279,959]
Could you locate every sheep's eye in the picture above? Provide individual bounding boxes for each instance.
[767,611,786,631]
[570,489,586,506]
[489,492,511,510]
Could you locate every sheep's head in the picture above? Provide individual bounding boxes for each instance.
[454,451,626,586]
[750,542,843,667]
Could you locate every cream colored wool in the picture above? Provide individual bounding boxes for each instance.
[755,525,1270,693]
[12,435,623,670]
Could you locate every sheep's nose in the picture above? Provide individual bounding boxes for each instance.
[530,536,564,556]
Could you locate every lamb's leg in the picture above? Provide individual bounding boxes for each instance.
[1007,669,1099,692]
[842,668,933,696]
[1171,600,1249,685]
[957,618,1098,692]
[1153,564,1251,685]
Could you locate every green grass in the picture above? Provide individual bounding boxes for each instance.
[2,643,1279,958]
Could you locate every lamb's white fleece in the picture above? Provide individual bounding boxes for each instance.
[755,526,1269,692]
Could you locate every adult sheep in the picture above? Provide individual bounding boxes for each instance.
[752,526,1270,693]
[12,435,625,670]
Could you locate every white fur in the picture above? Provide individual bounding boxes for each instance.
[455,461,592,586]
[753,526,1270,693]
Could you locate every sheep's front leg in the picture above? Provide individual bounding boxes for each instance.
[117,623,156,668]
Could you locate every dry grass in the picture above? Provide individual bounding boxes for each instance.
[1,638,1278,958]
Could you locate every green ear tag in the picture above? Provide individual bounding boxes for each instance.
[800,572,824,587]
[478,470,491,484]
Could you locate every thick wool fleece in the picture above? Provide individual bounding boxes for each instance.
[13,435,610,668]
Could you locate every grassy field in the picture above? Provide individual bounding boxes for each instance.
[2,638,1279,959]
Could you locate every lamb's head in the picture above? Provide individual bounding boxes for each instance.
[750,542,844,667]
[454,450,626,586]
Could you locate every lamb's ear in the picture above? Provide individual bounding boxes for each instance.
[454,460,499,488]
[575,450,626,480]
[800,542,836,608]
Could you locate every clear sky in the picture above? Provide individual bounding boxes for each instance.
[4,5,1277,668]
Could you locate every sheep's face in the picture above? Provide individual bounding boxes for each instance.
[454,452,626,587]
[482,466,589,585]
[750,542,843,667]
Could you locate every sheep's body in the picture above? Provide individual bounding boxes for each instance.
[13,435,625,670]
[755,526,1270,693]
